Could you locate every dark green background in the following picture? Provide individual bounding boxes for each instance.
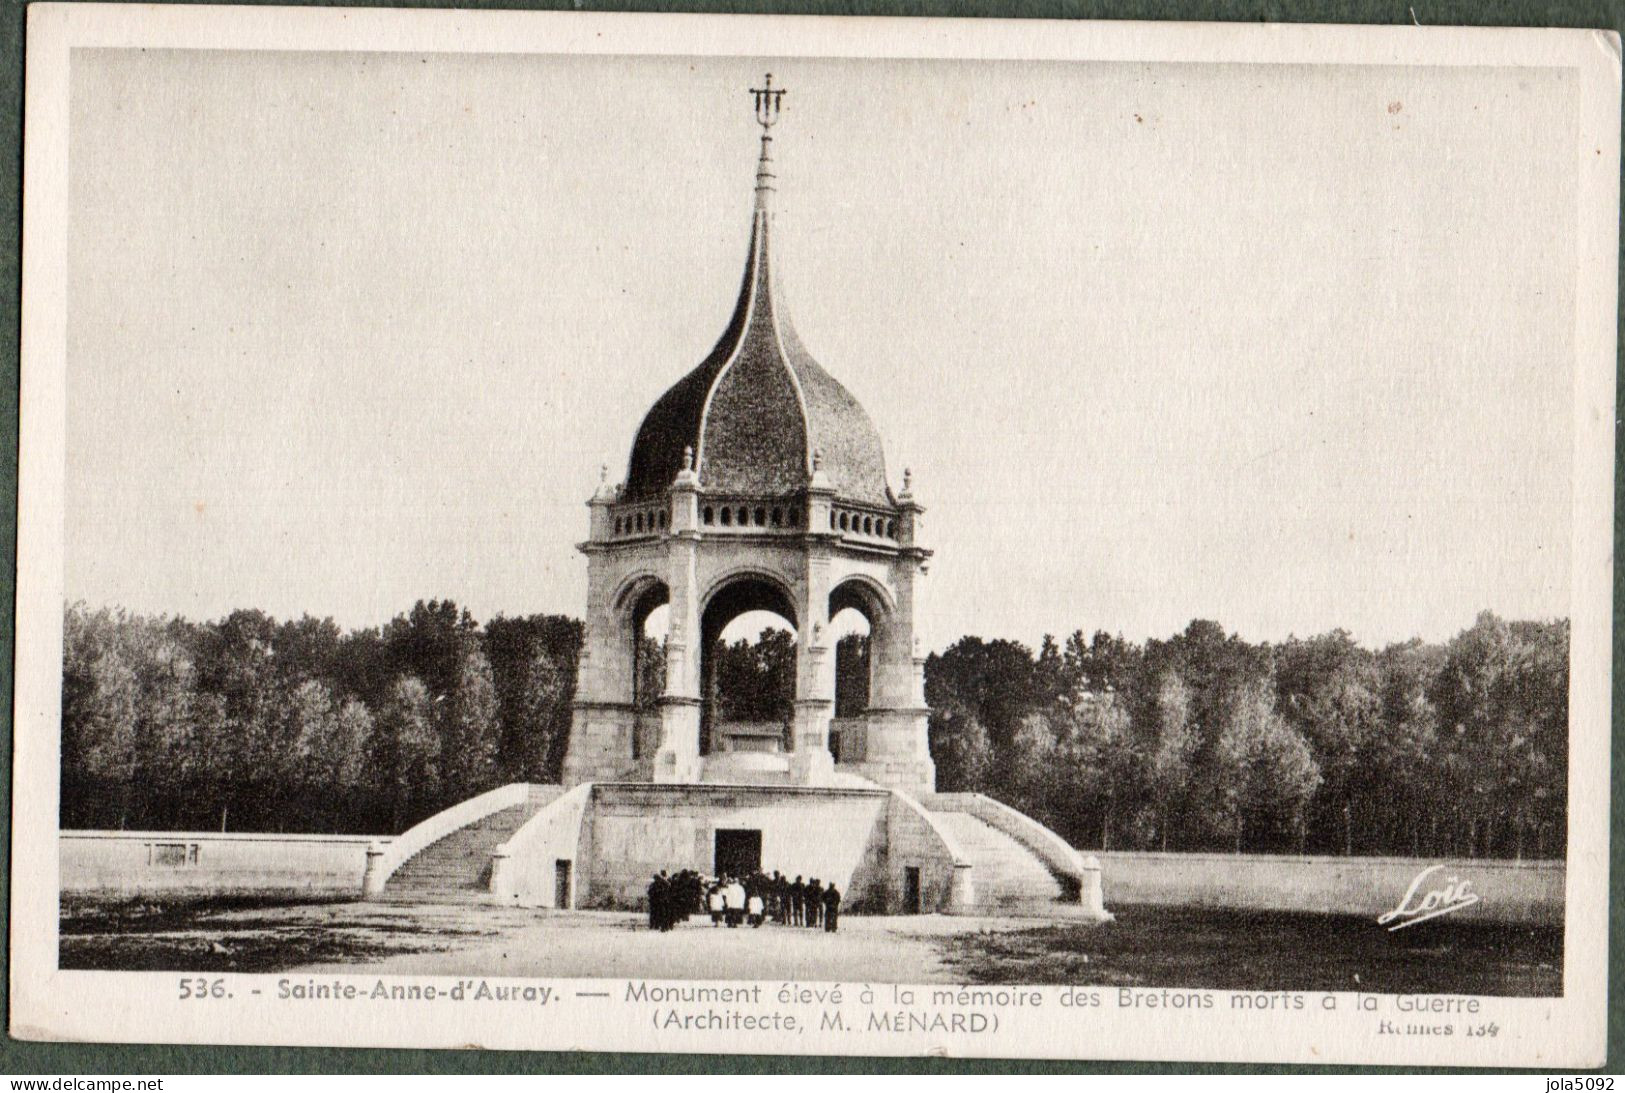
[1,0,1619,1073]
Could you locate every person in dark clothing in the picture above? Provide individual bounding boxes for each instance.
[822,882,841,932]
[677,870,698,922]
[805,879,823,927]
[774,873,790,924]
[789,876,806,926]
[647,873,667,932]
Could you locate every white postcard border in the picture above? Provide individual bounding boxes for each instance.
[11,4,1620,1066]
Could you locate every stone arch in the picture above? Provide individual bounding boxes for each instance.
[827,575,902,746]
[699,571,799,757]
[828,574,895,622]
[612,573,669,760]
[612,571,669,615]
[699,566,800,621]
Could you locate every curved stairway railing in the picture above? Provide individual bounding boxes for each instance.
[924,792,1110,919]
[489,783,595,907]
[363,783,550,896]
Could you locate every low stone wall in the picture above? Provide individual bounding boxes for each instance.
[580,783,901,911]
[1096,851,1564,925]
[883,792,963,913]
[61,831,384,898]
[491,784,594,908]
[65,830,1557,925]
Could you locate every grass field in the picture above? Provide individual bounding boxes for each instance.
[59,896,1561,996]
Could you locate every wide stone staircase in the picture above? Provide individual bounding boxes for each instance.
[926,809,1079,916]
[381,786,560,903]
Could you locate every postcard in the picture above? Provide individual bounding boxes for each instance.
[11,4,1618,1066]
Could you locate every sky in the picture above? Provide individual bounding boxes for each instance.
[64,49,1577,650]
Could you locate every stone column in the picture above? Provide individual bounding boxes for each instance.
[855,477,935,795]
[562,550,640,786]
[1078,855,1112,922]
[572,554,633,705]
[488,843,514,901]
[361,841,387,898]
[655,468,703,783]
[869,564,917,709]
[790,546,835,785]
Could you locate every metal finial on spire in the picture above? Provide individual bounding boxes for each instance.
[750,73,785,204]
[750,73,786,130]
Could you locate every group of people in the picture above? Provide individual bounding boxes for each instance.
[645,869,842,933]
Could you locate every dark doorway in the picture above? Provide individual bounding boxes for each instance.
[714,829,763,878]
[555,860,572,909]
[903,866,922,914]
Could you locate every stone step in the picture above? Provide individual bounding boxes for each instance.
[383,787,561,899]
[927,810,1068,910]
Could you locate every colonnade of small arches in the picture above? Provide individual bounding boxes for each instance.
[700,503,804,530]
[612,507,670,538]
[830,508,896,540]
[612,502,901,542]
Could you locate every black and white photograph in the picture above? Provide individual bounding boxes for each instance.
[10,5,1618,1067]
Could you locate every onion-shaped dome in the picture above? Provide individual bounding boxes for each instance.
[622,141,893,508]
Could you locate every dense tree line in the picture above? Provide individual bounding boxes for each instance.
[925,614,1568,859]
[62,601,579,834]
[62,602,1566,859]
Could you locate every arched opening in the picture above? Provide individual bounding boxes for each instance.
[829,605,871,719]
[623,580,670,761]
[828,578,890,762]
[828,603,870,764]
[699,576,797,757]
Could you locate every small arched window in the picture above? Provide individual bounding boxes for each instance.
[754,507,766,526]
[720,507,732,526]
[862,516,873,535]
[658,511,668,529]
[614,518,622,535]
[771,507,783,527]
[839,513,849,531]
[736,506,748,526]
[886,520,896,538]
[703,507,714,525]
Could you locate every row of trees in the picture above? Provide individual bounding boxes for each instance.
[924,614,1568,859]
[61,600,1567,858]
[62,601,579,833]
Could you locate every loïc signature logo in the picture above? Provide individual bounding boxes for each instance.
[1377,864,1481,931]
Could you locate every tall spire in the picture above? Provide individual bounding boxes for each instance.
[749,73,785,209]
[620,70,893,509]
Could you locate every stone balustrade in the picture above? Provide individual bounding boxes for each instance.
[698,497,806,532]
[608,503,670,540]
[826,505,898,542]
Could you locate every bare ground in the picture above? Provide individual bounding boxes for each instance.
[59,897,1561,996]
